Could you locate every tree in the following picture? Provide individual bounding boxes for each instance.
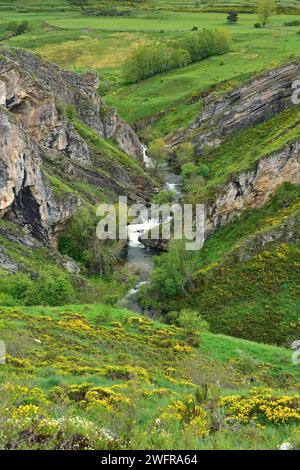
[227,11,239,24]
[168,308,208,346]
[257,0,276,27]
[147,138,169,178]
[175,142,195,167]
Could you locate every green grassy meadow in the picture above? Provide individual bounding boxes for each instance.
[0,1,300,450]
[0,303,299,449]
[1,7,299,136]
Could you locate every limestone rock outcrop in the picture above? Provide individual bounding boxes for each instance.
[0,48,149,246]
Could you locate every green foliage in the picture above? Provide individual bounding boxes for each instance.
[141,240,194,300]
[153,189,176,204]
[147,138,168,161]
[58,207,120,276]
[284,20,300,26]
[32,273,76,306]
[227,10,239,24]
[123,28,231,83]
[175,309,209,334]
[0,304,299,449]
[197,163,210,179]
[257,0,276,27]
[4,20,29,36]
[180,28,231,62]
[175,142,195,167]
[0,271,76,306]
[123,44,191,84]
[140,183,300,345]
[181,162,198,179]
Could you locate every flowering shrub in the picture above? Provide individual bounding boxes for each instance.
[6,355,32,369]
[0,413,118,450]
[103,365,149,382]
[173,342,192,353]
[51,383,131,410]
[1,383,49,407]
[220,387,300,426]
[160,394,210,437]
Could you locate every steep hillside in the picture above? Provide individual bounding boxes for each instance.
[138,64,300,346]
[0,48,154,305]
[0,304,299,450]
[0,48,149,244]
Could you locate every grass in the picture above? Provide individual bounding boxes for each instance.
[0,303,299,449]
[0,2,299,449]
[139,182,300,345]
[185,105,300,204]
[193,183,300,268]
[1,9,300,136]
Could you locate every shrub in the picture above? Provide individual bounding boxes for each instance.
[175,142,195,167]
[0,273,34,305]
[181,29,231,62]
[5,20,29,36]
[220,387,300,426]
[31,273,76,306]
[227,11,239,24]
[153,189,176,204]
[59,207,120,276]
[147,240,194,298]
[123,45,191,84]
[181,162,198,179]
[123,29,231,84]
[284,20,300,26]
[197,163,210,179]
[0,271,76,307]
[254,22,262,28]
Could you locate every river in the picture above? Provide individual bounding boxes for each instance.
[119,146,182,313]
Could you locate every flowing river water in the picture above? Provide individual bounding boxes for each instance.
[120,146,182,313]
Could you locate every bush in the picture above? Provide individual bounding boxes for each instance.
[175,142,195,167]
[123,29,231,84]
[31,273,76,306]
[198,163,210,179]
[146,240,194,298]
[181,162,198,179]
[0,271,76,307]
[284,20,300,26]
[181,29,231,62]
[5,20,29,36]
[254,22,262,28]
[168,309,208,346]
[123,45,191,84]
[0,273,34,305]
[59,207,120,276]
[153,189,176,204]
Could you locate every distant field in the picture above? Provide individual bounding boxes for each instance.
[1,6,300,135]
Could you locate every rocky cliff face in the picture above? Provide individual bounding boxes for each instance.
[0,48,150,246]
[205,139,300,236]
[170,62,300,154]
[0,49,143,160]
[146,62,300,251]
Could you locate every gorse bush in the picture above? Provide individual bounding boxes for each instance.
[123,29,231,83]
